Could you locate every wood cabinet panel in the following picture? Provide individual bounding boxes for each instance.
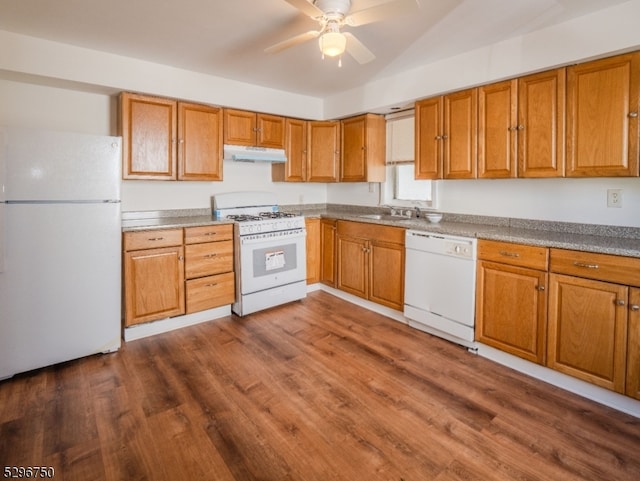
[178,102,223,181]
[337,234,368,299]
[256,113,286,149]
[184,224,233,244]
[626,288,640,400]
[120,93,177,180]
[566,52,640,177]
[307,121,340,182]
[340,114,386,182]
[478,79,518,178]
[123,229,183,251]
[443,88,478,179]
[369,240,405,310]
[518,68,566,178]
[124,245,185,326]
[476,260,547,364]
[272,118,307,182]
[548,273,628,393]
[184,240,233,279]
[305,218,321,284]
[478,240,548,271]
[321,219,337,287]
[185,272,235,314]
[415,97,443,179]
[223,108,256,146]
[550,248,640,287]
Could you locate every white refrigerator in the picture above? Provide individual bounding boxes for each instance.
[0,126,122,379]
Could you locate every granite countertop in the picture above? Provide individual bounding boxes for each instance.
[297,207,640,259]
[121,206,640,258]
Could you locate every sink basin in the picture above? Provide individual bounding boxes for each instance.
[358,213,411,221]
[358,214,385,219]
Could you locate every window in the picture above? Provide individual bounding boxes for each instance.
[381,112,437,208]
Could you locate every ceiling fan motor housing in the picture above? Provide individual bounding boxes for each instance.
[314,0,352,19]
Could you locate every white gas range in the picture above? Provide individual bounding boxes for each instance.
[212,192,307,316]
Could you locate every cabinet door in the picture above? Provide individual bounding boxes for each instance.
[415,97,443,179]
[305,218,321,284]
[443,88,478,179]
[256,113,285,149]
[478,79,518,178]
[341,115,367,182]
[178,102,223,181]
[307,121,340,182]
[321,219,337,287]
[627,288,640,400]
[120,92,177,180]
[337,234,368,299]
[369,240,405,310]
[124,246,185,326]
[223,108,256,146]
[548,273,628,393]
[566,52,640,177]
[518,68,566,178]
[476,261,547,364]
[273,118,307,182]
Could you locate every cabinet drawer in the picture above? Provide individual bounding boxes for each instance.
[550,248,640,287]
[184,224,233,244]
[186,272,235,314]
[123,228,183,251]
[185,240,233,279]
[337,220,405,245]
[478,240,548,270]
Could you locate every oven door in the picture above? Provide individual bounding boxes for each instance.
[239,230,306,295]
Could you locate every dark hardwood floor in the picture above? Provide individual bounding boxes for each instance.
[1,290,639,480]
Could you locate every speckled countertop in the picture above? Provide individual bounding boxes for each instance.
[122,205,640,258]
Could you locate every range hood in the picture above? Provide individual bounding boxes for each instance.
[223,144,287,163]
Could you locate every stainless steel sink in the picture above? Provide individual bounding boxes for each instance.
[358,214,385,219]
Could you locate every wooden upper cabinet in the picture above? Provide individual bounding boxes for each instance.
[566,52,640,177]
[272,118,307,182]
[478,79,518,178]
[178,102,223,181]
[120,92,177,180]
[443,88,478,179]
[518,68,566,178]
[340,113,386,182]
[307,120,340,182]
[415,97,443,179]
[223,108,285,149]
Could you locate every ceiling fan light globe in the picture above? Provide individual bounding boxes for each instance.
[319,31,346,57]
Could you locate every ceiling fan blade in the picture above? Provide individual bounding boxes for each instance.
[264,30,321,54]
[343,32,375,64]
[283,0,324,18]
[345,0,419,27]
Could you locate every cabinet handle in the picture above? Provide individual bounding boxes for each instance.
[435,135,442,140]
[204,232,217,236]
[499,251,520,258]
[616,299,626,306]
[178,256,184,261]
[148,237,164,241]
[631,305,640,311]
[518,125,525,130]
[179,139,184,144]
[205,253,217,258]
[205,283,218,288]
[508,126,517,132]
[442,135,448,140]
[573,261,599,269]
[629,112,639,118]
[537,285,545,291]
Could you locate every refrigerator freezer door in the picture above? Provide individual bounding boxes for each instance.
[0,202,121,379]
[2,126,121,202]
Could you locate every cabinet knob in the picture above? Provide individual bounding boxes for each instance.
[629,112,639,118]
[442,134,448,140]
[616,299,626,306]
[537,285,545,291]
[435,135,442,140]
[630,305,640,311]
[518,125,525,130]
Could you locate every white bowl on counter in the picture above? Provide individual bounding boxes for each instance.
[425,213,443,223]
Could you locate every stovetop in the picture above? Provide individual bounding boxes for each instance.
[226,211,299,222]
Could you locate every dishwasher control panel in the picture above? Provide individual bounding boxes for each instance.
[444,241,474,259]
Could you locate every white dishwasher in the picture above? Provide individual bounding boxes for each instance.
[404,230,478,350]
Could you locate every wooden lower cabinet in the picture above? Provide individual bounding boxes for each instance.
[124,243,185,327]
[336,220,404,310]
[305,218,321,284]
[123,224,235,327]
[626,288,640,400]
[547,273,628,393]
[320,219,337,287]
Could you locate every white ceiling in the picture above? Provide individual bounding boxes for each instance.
[0,0,630,98]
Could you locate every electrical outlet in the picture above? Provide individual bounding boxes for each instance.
[607,189,622,208]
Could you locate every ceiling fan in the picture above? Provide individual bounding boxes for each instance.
[265,0,419,65]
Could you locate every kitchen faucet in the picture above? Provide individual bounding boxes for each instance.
[415,206,422,218]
